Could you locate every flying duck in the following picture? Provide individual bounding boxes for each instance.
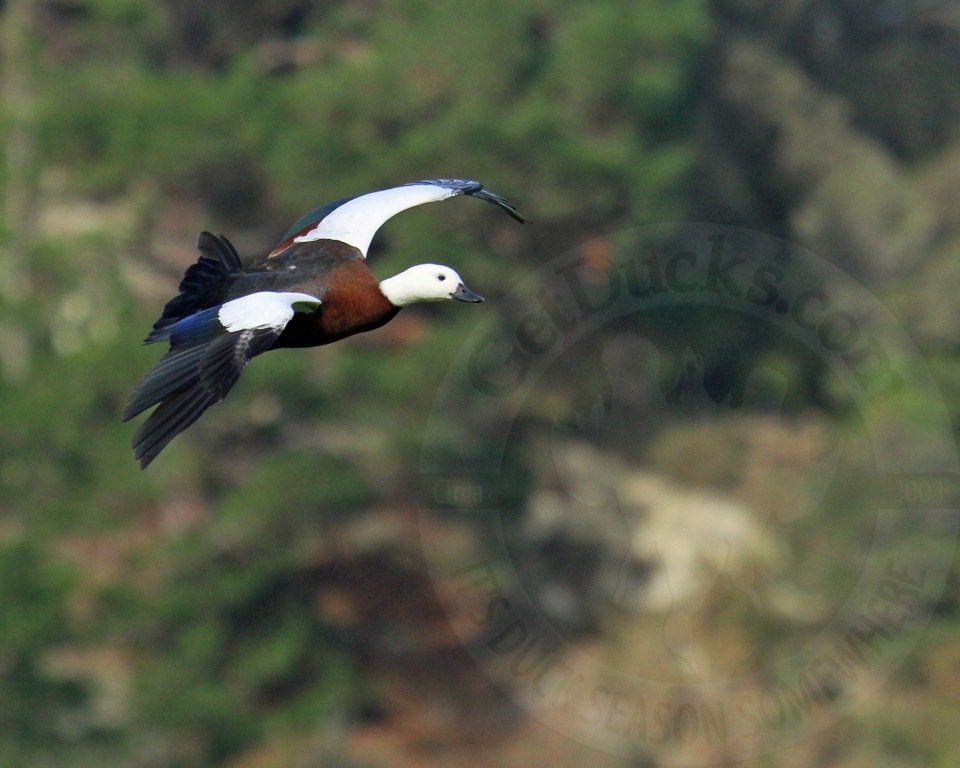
[124,178,525,468]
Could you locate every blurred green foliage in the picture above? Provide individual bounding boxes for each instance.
[2,1,959,767]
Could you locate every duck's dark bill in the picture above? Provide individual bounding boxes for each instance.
[452,284,484,302]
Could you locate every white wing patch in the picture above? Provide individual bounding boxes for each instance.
[218,291,321,333]
[293,183,458,256]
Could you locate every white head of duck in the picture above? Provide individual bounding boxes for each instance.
[379,263,484,307]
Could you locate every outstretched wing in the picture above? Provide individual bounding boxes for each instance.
[269,178,526,259]
[124,291,321,468]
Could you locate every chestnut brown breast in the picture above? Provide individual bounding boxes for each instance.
[272,259,399,348]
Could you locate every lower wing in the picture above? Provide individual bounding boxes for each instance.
[124,291,321,468]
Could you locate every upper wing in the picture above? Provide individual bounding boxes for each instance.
[125,291,322,468]
[269,178,526,259]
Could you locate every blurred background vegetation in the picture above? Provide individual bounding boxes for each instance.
[1,1,959,766]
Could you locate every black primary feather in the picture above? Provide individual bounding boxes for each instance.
[122,344,211,422]
[128,327,280,468]
[465,186,527,223]
[404,178,528,223]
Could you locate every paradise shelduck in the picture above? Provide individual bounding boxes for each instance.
[124,178,525,468]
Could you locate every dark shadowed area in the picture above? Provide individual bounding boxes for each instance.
[1,1,958,766]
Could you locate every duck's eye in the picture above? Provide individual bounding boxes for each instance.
[437,274,447,282]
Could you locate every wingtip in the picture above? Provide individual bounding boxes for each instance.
[466,186,528,224]
[136,445,156,469]
[509,208,530,225]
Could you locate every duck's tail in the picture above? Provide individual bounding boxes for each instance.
[144,232,244,344]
